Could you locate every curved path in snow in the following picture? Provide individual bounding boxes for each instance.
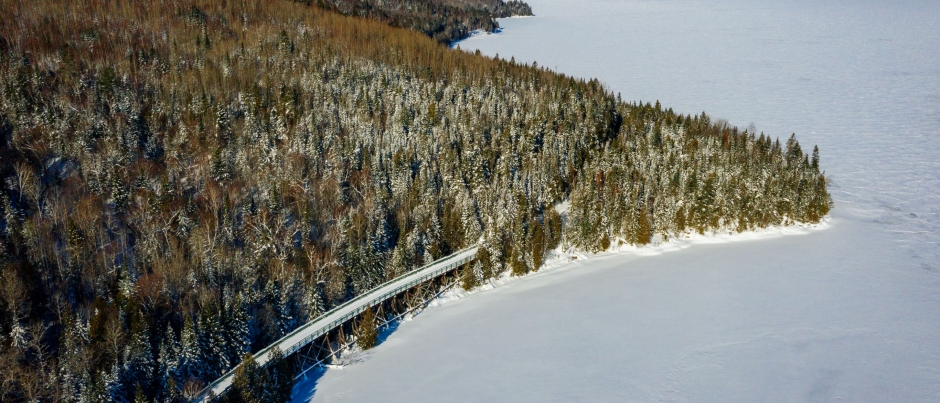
[196,246,478,402]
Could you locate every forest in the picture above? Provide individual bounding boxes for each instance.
[0,0,830,402]
[306,0,532,43]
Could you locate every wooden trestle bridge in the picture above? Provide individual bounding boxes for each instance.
[195,246,479,402]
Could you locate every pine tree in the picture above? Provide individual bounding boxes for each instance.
[60,314,91,399]
[263,279,292,340]
[177,316,203,383]
[475,243,495,280]
[228,354,262,403]
[268,348,295,402]
[675,205,687,233]
[79,372,109,403]
[195,311,216,378]
[277,281,301,338]
[460,261,483,291]
[530,218,544,270]
[106,363,129,403]
[157,324,180,402]
[207,310,231,376]
[224,294,251,369]
[634,203,652,245]
[135,383,148,403]
[356,307,378,350]
[389,243,413,279]
[121,318,154,399]
[543,208,562,250]
[509,245,528,276]
[163,376,184,403]
[811,145,820,171]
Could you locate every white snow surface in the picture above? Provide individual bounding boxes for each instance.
[292,0,940,401]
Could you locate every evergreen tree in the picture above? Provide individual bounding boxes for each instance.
[79,372,109,403]
[461,261,483,291]
[228,354,263,403]
[177,317,203,384]
[157,324,180,401]
[509,246,528,276]
[475,243,495,280]
[106,363,129,403]
[634,202,652,246]
[121,319,155,399]
[206,310,231,377]
[356,307,378,350]
[530,217,545,270]
[135,383,148,403]
[224,294,251,369]
[543,208,563,251]
[268,348,295,402]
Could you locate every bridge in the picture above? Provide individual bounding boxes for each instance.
[196,245,479,402]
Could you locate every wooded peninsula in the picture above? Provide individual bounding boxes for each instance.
[0,0,830,401]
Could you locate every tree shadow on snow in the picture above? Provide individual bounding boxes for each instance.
[288,319,405,402]
[289,366,326,403]
[375,319,401,346]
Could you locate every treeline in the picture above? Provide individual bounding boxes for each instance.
[567,106,832,252]
[310,0,533,43]
[0,0,829,402]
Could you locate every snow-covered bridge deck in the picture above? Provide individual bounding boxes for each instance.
[196,245,479,402]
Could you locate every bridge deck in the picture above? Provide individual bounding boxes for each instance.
[197,246,479,401]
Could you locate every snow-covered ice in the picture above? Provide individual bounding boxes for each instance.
[292,0,940,401]
[294,211,938,402]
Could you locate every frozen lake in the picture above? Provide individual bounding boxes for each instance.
[293,0,940,401]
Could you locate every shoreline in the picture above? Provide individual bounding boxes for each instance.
[450,15,534,48]
[424,217,832,311]
[309,217,834,370]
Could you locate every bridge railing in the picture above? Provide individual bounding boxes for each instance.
[196,245,478,401]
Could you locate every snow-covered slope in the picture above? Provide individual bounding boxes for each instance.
[292,0,940,401]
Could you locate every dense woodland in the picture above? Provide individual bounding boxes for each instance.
[0,0,830,402]
[309,0,532,43]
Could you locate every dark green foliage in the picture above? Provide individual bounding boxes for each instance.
[223,348,293,403]
[543,208,563,251]
[634,202,652,246]
[356,307,378,350]
[475,244,500,281]
[460,262,482,290]
[227,354,262,403]
[530,217,544,270]
[268,348,295,402]
[135,384,147,403]
[314,0,534,44]
[490,1,534,18]
[509,246,528,277]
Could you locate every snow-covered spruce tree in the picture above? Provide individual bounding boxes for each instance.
[176,317,204,386]
[225,354,263,403]
[221,348,292,403]
[267,348,295,402]
[356,307,379,350]
[223,293,252,369]
[461,261,484,291]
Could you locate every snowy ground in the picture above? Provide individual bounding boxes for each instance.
[455,0,940,265]
[293,210,940,402]
[292,0,940,401]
